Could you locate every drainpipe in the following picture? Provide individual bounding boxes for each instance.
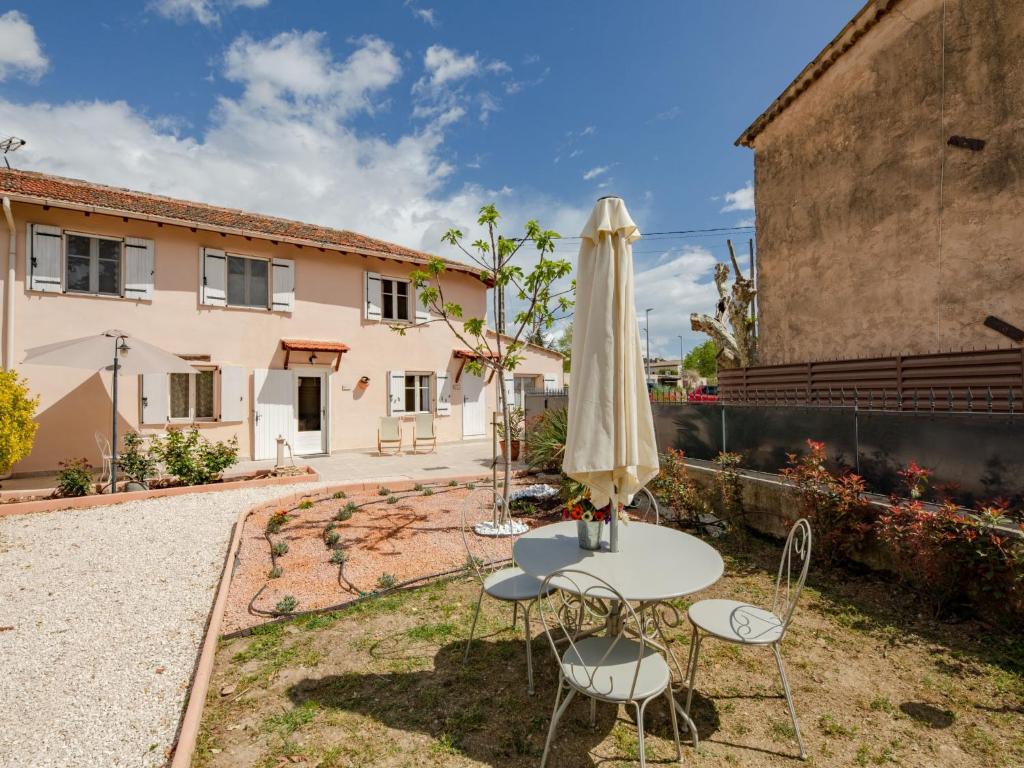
[2,197,14,370]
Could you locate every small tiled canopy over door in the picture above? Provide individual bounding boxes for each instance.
[28,224,63,293]
[123,237,155,300]
[200,247,227,306]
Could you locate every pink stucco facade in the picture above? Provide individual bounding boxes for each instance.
[0,198,564,474]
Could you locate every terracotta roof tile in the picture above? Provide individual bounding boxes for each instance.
[0,168,483,278]
[282,339,351,353]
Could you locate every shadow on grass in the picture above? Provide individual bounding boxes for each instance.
[286,638,718,767]
[711,529,1024,684]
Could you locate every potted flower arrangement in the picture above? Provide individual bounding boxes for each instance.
[496,406,525,461]
[564,494,610,551]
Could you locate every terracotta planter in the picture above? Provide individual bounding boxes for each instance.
[500,439,521,461]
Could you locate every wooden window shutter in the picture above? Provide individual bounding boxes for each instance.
[388,369,405,416]
[219,365,246,422]
[124,237,155,300]
[27,224,62,293]
[200,247,227,306]
[271,258,295,313]
[140,373,169,425]
[365,271,382,321]
[435,369,451,416]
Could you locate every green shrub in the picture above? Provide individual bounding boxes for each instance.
[332,490,347,499]
[271,541,289,557]
[413,483,424,491]
[648,449,712,526]
[268,566,283,579]
[117,432,156,484]
[387,495,399,504]
[378,486,391,496]
[265,510,290,535]
[0,370,38,474]
[324,530,340,547]
[495,406,525,442]
[55,458,92,497]
[274,595,298,614]
[376,573,397,590]
[149,428,238,486]
[524,407,567,472]
[422,487,434,496]
[448,480,459,487]
[298,499,314,510]
[330,549,347,565]
[335,502,356,522]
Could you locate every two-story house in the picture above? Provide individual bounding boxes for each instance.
[0,169,564,475]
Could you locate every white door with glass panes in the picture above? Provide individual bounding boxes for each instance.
[294,371,328,456]
[462,372,486,438]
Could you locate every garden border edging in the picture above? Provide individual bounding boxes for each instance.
[167,470,520,768]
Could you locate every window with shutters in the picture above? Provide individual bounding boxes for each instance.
[404,373,431,413]
[381,277,411,322]
[226,254,269,309]
[169,369,216,422]
[65,233,122,296]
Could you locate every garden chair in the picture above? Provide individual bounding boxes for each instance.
[462,486,551,695]
[95,431,113,488]
[684,519,812,759]
[625,486,659,524]
[412,413,436,453]
[537,569,683,768]
[377,416,402,455]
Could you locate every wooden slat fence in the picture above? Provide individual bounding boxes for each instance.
[718,348,1024,412]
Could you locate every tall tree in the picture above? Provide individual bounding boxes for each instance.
[683,339,718,380]
[395,204,572,523]
[553,321,573,373]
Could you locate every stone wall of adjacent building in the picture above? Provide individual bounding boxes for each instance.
[748,0,1024,364]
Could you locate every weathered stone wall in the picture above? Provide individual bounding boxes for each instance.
[750,0,1024,364]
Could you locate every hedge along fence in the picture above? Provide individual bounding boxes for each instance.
[673,446,1024,626]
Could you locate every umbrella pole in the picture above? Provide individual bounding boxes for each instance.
[110,341,119,494]
[609,486,619,553]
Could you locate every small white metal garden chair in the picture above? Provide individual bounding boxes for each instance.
[95,431,113,487]
[625,486,659,524]
[538,568,684,768]
[684,519,812,759]
[461,486,551,695]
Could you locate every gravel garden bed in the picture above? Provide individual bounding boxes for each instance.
[223,479,565,635]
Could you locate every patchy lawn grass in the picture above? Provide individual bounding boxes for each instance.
[195,536,1024,767]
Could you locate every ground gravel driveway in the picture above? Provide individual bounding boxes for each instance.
[0,484,322,768]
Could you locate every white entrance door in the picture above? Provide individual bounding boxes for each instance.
[253,369,293,460]
[294,371,327,455]
[462,372,486,438]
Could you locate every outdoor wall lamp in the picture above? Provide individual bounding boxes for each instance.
[117,338,130,357]
[309,352,318,364]
[357,376,370,390]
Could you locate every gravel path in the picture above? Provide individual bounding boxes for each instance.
[0,483,323,768]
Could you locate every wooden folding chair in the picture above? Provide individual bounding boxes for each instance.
[412,413,437,453]
[377,416,402,455]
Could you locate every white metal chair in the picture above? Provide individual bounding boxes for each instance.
[95,431,113,488]
[377,416,402,455]
[462,487,551,695]
[626,486,659,524]
[412,413,436,453]
[538,569,684,768]
[684,519,812,759]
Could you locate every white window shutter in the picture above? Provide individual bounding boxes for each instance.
[200,248,227,306]
[544,373,558,392]
[502,372,515,410]
[124,237,155,300]
[140,374,169,425]
[271,258,294,313]
[414,283,429,324]
[365,271,382,321]
[435,369,451,416]
[27,224,62,293]
[219,365,246,422]
[388,369,405,416]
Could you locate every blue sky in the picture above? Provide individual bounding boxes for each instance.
[0,0,863,357]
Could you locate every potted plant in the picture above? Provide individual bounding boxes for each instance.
[117,432,157,491]
[0,370,39,480]
[496,406,525,461]
[563,494,610,551]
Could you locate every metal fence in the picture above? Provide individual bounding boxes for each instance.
[716,347,1024,413]
[652,402,1023,510]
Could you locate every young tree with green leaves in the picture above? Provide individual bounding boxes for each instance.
[683,339,718,381]
[393,204,572,524]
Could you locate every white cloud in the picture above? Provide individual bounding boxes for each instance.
[223,32,400,117]
[720,180,754,212]
[735,217,755,228]
[486,60,511,75]
[149,0,269,26]
[0,11,48,82]
[422,44,478,87]
[633,247,721,357]
[582,165,609,181]
[1,31,583,282]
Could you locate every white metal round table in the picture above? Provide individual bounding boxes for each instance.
[513,520,724,602]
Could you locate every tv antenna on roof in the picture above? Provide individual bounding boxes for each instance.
[0,136,26,170]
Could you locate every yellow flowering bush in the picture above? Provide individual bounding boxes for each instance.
[0,370,38,474]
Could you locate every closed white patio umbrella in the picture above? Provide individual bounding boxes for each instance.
[563,197,659,552]
[23,329,196,491]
